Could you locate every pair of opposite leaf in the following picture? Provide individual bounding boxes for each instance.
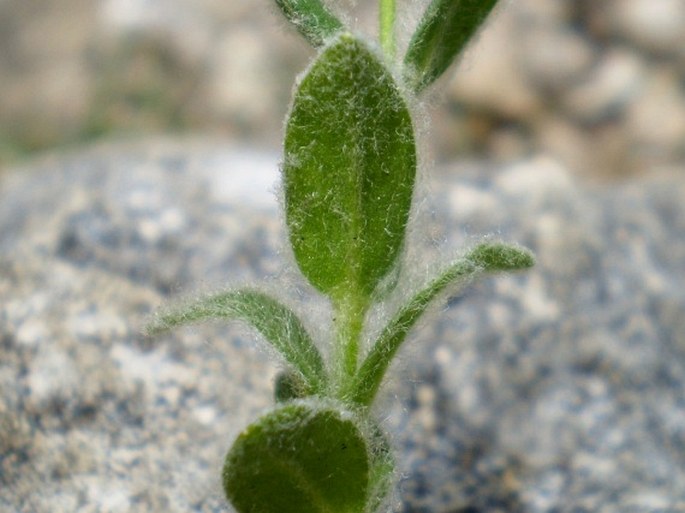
[276,0,499,92]
[148,1,533,513]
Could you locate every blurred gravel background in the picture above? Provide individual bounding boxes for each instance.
[2,0,685,179]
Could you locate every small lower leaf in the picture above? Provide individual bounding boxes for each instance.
[274,370,310,402]
[223,401,370,513]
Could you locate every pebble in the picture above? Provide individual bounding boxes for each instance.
[561,48,645,124]
[607,0,685,55]
[521,26,595,91]
[448,11,541,119]
[625,68,685,158]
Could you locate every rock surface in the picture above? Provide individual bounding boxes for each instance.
[1,140,685,512]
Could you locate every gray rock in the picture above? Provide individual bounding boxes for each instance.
[0,139,283,513]
[388,157,685,512]
[1,141,684,512]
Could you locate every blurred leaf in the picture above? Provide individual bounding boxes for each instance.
[274,370,311,402]
[275,0,345,47]
[404,0,500,93]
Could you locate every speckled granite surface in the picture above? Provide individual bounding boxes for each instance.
[1,140,684,512]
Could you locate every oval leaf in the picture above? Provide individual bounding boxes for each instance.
[404,0,500,93]
[223,401,369,513]
[284,34,417,304]
[275,0,345,47]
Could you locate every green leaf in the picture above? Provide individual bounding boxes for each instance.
[284,34,417,306]
[275,0,345,47]
[404,0,500,93]
[274,370,310,402]
[146,289,327,395]
[223,401,370,513]
[348,241,533,405]
[468,240,535,271]
[366,423,394,512]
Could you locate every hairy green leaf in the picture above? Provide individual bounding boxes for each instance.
[275,0,344,47]
[274,370,310,402]
[223,401,369,513]
[284,34,417,306]
[468,240,535,271]
[146,289,327,394]
[366,423,394,512]
[404,0,500,93]
[349,241,534,405]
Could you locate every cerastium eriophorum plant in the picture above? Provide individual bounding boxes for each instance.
[147,1,533,512]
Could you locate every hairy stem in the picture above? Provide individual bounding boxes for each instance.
[334,294,368,393]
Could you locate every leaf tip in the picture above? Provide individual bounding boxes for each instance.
[142,312,172,338]
[469,241,535,272]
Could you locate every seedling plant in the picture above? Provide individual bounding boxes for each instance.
[148,1,533,512]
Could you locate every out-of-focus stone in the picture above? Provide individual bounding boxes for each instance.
[3,0,685,181]
[394,156,685,512]
[514,0,573,25]
[625,68,685,164]
[535,116,596,176]
[521,27,595,91]
[448,11,541,119]
[561,48,645,124]
[0,0,97,149]
[607,0,685,55]
[207,28,280,134]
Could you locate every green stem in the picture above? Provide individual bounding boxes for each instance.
[349,259,479,406]
[379,0,396,59]
[333,294,367,394]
